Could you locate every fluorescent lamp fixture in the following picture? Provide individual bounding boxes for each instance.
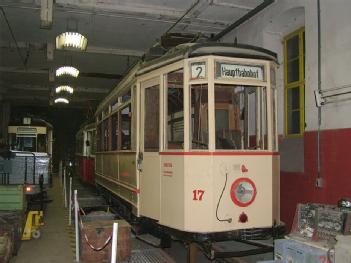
[56,32,88,51]
[54,98,69,104]
[56,66,79,78]
[56,85,74,94]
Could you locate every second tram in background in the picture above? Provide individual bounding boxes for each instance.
[3,117,53,195]
[75,123,96,185]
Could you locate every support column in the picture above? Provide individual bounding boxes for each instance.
[0,101,10,145]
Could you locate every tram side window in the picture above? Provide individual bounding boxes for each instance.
[96,123,101,152]
[9,134,16,149]
[190,84,208,149]
[76,134,83,155]
[165,69,184,149]
[121,105,132,150]
[103,119,110,151]
[37,134,47,152]
[214,85,267,150]
[111,113,118,151]
[144,85,159,152]
[90,130,96,155]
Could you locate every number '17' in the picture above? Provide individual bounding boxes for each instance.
[193,190,205,201]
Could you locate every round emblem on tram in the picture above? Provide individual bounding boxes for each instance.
[230,178,257,207]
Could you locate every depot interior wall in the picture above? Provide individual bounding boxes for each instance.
[220,0,351,230]
[221,0,351,132]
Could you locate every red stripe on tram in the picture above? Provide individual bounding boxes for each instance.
[159,151,279,156]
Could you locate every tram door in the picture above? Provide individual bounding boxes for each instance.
[139,78,161,220]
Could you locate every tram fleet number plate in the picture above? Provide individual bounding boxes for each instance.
[190,62,206,80]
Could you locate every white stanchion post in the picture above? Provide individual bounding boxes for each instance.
[63,168,67,208]
[111,222,119,263]
[69,177,72,226]
[59,160,63,186]
[74,190,79,262]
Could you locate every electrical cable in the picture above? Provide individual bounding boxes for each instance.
[0,7,27,69]
[216,172,232,223]
[164,0,200,35]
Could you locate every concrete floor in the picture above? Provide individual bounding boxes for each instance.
[10,175,75,263]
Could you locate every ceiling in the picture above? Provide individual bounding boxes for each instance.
[0,0,265,109]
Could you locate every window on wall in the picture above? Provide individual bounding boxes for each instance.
[284,28,305,136]
[165,69,184,150]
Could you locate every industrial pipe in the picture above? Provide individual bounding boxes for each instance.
[316,0,323,188]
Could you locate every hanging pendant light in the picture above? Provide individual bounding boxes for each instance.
[54,98,69,104]
[56,32,88,51]
[55,85,74,94]
[56,66,79,78]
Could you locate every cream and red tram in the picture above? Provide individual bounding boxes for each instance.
[95,43,281,242]
[8,117,53,155]
[75,123,96,185]
[5,117,53,195]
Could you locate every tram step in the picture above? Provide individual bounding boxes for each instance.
[136,234,161,247]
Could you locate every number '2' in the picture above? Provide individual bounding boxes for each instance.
[196,66,203,78]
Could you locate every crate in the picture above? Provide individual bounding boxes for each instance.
[0,234,12,263]
[80,219,131,262]
[0,185,25,211]
[0,211,24,256]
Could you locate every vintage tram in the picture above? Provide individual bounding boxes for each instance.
[8,117,53,155]
[95,43,280,241]
[4,117,53,195]
[75,123,96,185]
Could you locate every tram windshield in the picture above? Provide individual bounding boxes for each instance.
[16,136,37,152]
[189,83,268,151]
[214,85,267,150]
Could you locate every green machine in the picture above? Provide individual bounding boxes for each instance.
[0,185,25,262]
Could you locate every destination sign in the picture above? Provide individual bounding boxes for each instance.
[216,62,264,81]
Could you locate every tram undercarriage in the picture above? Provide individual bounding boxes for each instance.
[97,184,285,260]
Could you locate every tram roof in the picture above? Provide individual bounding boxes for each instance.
[76,122,95,136]
[138,42,277,75]
[96,43,277,114]
[8,117,53,129]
